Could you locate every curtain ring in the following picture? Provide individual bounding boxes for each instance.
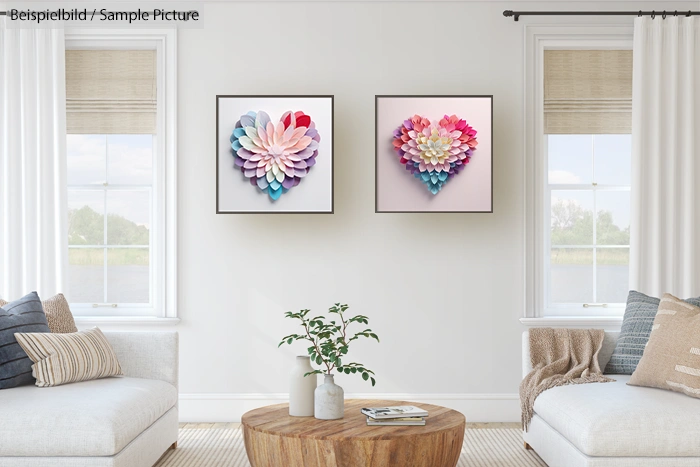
[687,11,692,17]
[638,10,642,17]
[662,11,667,19]
[674,10,678,17]
[651,11,655,19]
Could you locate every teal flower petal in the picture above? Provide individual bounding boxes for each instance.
[269,186,283,200]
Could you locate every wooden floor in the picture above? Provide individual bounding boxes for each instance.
[180,422,520,429]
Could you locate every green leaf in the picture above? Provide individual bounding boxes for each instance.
[362,372,369,381]
[336,358,342,367]
[344,367,351,374]
[370,377,376,386]
[351,368,357,374]
[287,338,293,345]
[316,355,323,365]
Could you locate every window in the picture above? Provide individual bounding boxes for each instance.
[547,134,631,314]
[523,26,634,320]
[65,30,177,319]
[67,134,154,307]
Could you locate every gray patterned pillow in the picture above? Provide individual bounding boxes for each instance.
[605,291,700,374]
[0,293,76,333]
[0,292,50,389]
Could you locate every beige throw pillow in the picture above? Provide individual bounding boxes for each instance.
[629,293,700,398]
[14,327,123,387]
[0,293,77,333]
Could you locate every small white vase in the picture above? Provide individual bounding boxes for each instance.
[314,374,344,420]
[289,356,317,417]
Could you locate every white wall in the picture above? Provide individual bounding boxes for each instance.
[107,0,696,422]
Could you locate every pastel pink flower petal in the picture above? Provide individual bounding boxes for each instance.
[236,148,254,160]
[282,165,295,177]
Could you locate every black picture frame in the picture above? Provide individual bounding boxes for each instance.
[216,95,335,214]
[375,95,494,213]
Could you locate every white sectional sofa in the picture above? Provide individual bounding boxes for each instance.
[0,331,179,467]
[522,331,700,467]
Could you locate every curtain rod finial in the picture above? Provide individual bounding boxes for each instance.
[502,10,520,21]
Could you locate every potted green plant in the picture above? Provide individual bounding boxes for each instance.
[279,303,380,419]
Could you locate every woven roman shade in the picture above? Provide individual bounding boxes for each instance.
[544,50,632,134]
[66,50,156,134]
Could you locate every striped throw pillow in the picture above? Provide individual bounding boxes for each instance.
[0,292,51,389]
[14,327,123,387]
[629,294,700,399]
[0,293,77,334]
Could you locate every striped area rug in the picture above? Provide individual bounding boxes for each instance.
[156,425,546,467]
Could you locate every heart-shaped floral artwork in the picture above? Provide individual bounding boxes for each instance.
[392,114,478,194]
[231,111,320,201]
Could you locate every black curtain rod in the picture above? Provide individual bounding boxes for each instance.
[504,10,700,22]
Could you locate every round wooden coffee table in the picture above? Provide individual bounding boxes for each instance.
[242,399,465,467]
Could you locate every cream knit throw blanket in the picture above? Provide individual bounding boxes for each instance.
[520,328,614,431]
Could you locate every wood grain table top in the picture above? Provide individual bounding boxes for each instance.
[241,399,466,441]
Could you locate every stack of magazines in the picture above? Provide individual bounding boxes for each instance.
[361,406,428,426]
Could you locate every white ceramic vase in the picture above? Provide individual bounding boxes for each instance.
[314,374,344,420]
[289,356,317,417]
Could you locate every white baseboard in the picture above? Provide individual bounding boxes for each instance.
[178,393,520,423]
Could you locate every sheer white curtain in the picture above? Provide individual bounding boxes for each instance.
[0,20,68,300]
[630,17,700,297]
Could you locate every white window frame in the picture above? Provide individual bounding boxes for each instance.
[522,25,632,328]
[65,29,178,323]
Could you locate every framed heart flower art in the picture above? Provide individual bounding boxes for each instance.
[216,95,334,213]
[375,95,493,213]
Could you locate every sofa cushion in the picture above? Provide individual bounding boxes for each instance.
[605,291,700,375]
[533,375,700,457]
[629,294,700,399]
[0,293,78,333]
[0,292,51,390]
[16,327,123,387]
[0,377,177,456]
